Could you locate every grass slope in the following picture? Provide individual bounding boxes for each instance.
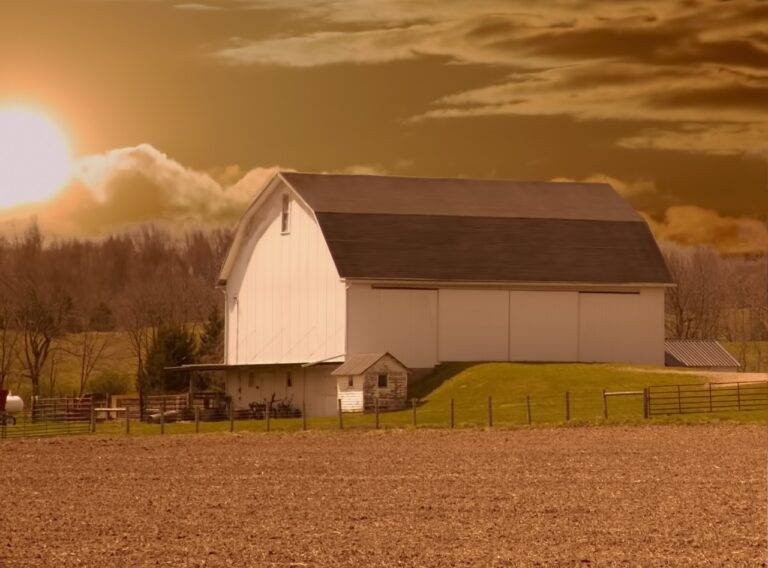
[97,362,767,437]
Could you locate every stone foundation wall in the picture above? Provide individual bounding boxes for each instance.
[362,354,408,411]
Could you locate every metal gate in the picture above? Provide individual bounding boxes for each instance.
[647,381,768,416]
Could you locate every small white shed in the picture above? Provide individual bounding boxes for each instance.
[332,353,408,412]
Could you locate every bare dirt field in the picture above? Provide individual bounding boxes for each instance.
[1,426,766,567]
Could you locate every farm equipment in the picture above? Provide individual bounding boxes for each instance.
[0,389,22,426]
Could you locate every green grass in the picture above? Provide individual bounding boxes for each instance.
[723,341,768,373]
[93,363,767,437]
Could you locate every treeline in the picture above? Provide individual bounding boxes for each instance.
[0,222,232,399]
[664,245,767,370]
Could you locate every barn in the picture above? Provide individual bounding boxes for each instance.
[215,171,673,417]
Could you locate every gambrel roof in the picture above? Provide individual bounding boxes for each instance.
[219,171,672,286]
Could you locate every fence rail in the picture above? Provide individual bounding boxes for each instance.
[2,382,766,440]
[647,381,768,416]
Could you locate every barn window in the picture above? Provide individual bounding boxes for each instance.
[281,194,291,233]
[348,377,354,388]
[377,374,388,388]
[286,372,293,387]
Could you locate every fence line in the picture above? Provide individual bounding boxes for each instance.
[2,382,766,440]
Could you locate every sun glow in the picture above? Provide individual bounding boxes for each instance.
[0,106,72,208]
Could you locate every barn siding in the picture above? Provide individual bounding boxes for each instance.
[225,183,346,365]
[577,288,665,365]
[508,291,579,362]
[347,284,665,366]
[346,285,438,368]
[225,365,339,417]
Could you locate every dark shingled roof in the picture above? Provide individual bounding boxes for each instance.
[665,340,741,369]
[281,172,672,285]
[217,171,673,286]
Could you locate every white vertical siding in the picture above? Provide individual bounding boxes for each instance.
[337,376,364,412]
[346,285,438,368]
[577,288,665,365]
[347,285,665,366]
[438,289,509,361]
[225,184,346,365]
[509,291,579,362]
[226,365,339,417]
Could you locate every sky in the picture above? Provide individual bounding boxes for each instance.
[1,0,767,254]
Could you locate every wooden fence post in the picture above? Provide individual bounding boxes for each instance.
[266,401,271,432]
[677,385,682,414]
[565,391,570,422]
[125,407,130,435]
[526,395,531,425]
[708,383,713,412]
[161,397,166,435]
[194,406,200,433]
[736,382,741,411]
[89,397,95,433]
[487,395,493,427]
[375,397,380,429]
[411,398,417,427]
[337,399,343,430]
[643,388,649,419]
[450,398,455,428]
[602,389,607,419]
[229,401,234,433]
[302,399,307,431]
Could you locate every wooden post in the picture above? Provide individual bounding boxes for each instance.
[125,406,130,435]
[526,395,531,425]
[450,398,455,428]
[194,406,200,434]
[89,397,95,433]
[229,402,234,433]
[565,391,570,422]
[160,397,166,435]
[411,398,417,427]
[643,388,649,419]
[487,395,493,427]
[602,389,608,419]
[736,382,741,411]
[677,385,682,414]
[708,382,713,412]
[337,399,343,430]
[302,399,307,431]
[375,397,380,429]
[266,401,271,432]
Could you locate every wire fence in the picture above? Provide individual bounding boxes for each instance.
[2,382,766,440]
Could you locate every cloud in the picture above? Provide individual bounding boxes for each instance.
[174,3,226,11]
[551,173,656,198]
[211,0,768,156]
[645,206,768,256]
[618,123,768,156]
[0,144,278,236]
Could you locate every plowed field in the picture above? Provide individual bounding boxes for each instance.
[1,425,765,566]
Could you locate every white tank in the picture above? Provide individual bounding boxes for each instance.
[4,393,23,413]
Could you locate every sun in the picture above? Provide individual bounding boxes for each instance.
[0,106,72,208]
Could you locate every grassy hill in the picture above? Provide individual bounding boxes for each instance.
[99,362,767,436]
[390,362,766,426]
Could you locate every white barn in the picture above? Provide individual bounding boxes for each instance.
[215,171,672,417]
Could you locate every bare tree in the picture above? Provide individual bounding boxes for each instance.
[0,293,18,392]
[14,281,71,400]
[62,330,114,396]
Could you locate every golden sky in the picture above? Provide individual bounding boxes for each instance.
[1,0,767,253]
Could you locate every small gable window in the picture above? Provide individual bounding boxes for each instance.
[281,194,290,233]
[348,377,354,388]
[377,374,388,388]
[286,372,293,387]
